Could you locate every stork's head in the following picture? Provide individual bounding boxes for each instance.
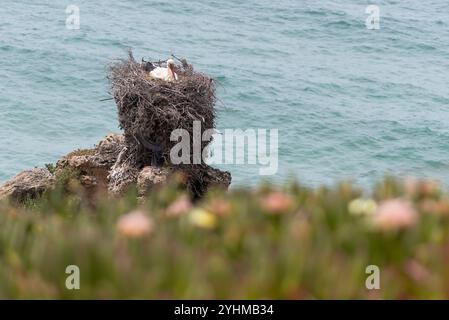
[167,59,177,80]
[167,59,175,71]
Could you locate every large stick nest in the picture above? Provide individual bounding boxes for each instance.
[108,51,216,168]
[106,51,229,198]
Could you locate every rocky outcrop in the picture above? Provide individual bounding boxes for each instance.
[137,166,172,197]
[0,168,54,202]
[55,133,125,191]
[0,133,231,202]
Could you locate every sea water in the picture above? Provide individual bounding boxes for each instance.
[1,0,449,188]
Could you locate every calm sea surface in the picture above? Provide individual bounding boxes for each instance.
[2,1,449,188]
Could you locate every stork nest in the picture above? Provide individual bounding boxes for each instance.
[108,51,216,168]
[106,51,223,197]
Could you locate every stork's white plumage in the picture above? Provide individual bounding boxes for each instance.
[149,59,178,82]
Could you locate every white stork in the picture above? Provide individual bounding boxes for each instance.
[149,59,179,82]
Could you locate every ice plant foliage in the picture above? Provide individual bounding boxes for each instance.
[1,177,449,299]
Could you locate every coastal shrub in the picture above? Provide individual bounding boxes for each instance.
[45,163,56,174]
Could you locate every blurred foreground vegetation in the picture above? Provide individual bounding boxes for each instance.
[1,176,449,299]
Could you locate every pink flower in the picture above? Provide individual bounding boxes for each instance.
[419,181,440,197]
[116,210,154,238]
[260,192,294,214]
[403,178,440,198]
[207,198,232,217]
[372,199,417,231]
[165,195,192,217]
[404,260,430,283]
[419,198,449,216]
